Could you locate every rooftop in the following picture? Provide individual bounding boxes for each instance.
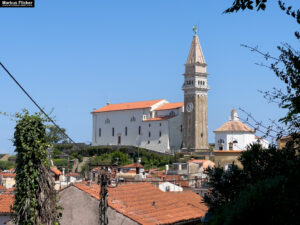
[155,102,184,111]
[143,115,175,122]
[214,109,254,133]
[73,182,208,225]
[92,99,164,113]
[121,163,144,168]
[0,194,14,213]
[50,166,62,176]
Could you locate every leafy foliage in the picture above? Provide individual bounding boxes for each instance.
[0,161,15,170]
[12,111,60,225]
[46,125,70,144]
[204,143,300,225]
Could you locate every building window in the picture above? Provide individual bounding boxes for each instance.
[218,139,225,144]
[149,132,151,137]
[125,127,128,136]
[158,140,161,144]
[180,125,183,132]
[105,118,110,124]
[112,128,114,136]
[169,111,175,116]
[159,131,161,137]
[138,126,141,135]
[99,128,101,137]
[148,123,151,127]
[148,140,150,144]
[159,123,162,127]
[130,116,136,122]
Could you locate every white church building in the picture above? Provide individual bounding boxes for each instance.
[92,99,184,154]
[214,109,269,151]
[91,28,269,155]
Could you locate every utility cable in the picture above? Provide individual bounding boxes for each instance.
[0,62,79,147]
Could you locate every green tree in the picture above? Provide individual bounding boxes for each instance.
[0,161,15,170]
[12,111,60,225]
[205,143,300,225]
[46,125,70,144]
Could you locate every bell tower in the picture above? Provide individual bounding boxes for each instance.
[182,26,209,153]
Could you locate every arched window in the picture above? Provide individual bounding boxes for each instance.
[138,126,141,135]
[148,132,151,137]
[125,127,128,136]
[159,131,161,137]
[112,128,114,136]
[130,116,136,122]
[99,128,101,137]
[105,118,110,124]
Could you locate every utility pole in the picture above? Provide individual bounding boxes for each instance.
[99,168,109,225]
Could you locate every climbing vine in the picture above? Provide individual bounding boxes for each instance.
[12,110,61,225]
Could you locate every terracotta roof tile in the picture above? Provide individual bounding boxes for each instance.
[65,173,80,177]
[0,195,14,213]
[155,103,184,111]
[0,173,16,178]
[143,116,175,122]
[122,163,144,168]
[0,185,6,190]
[50,166,62,176]
[73,182,207,224]
[93,100,164,113]
[214,120,254,133]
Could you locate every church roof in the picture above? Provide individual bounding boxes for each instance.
[155,102,184,111]
[143,115,175,122]
[214,109,254,133]
[214,120,254,133]
[186,34,206,65]
[93,99,164,113]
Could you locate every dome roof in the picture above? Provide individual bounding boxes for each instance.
[214,120,254,133]
[214,109,254,133]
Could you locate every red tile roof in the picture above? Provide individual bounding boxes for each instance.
[0,185,6,190]
[0,173,16,178]
[74,182,207,225]
[0,195,14,213]
[122,163,144,168]
[4,187,15,194]
[155,102,184,111]
[50,166,62,176]
[92,100,164,113]
[143,115,175,122]
[65,173,80,177]
[186,159,206,164]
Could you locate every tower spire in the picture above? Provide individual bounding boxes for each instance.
[186,26,206,65]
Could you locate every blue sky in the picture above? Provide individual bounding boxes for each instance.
[0,0,299,154]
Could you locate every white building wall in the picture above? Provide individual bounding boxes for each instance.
[168,110,183,154]
[159,182,183,192]
[92,107,175,154]
[140,120,170,153]
[215,132,269,150]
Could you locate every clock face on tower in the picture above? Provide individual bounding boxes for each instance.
[186,102,194,112]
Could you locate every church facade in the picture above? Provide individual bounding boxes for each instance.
[91,30,209,154]
[92,100,184,153]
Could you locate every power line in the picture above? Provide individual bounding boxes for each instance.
[0,62,78,147]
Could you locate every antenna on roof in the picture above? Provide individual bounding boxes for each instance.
[106,98,110,106]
